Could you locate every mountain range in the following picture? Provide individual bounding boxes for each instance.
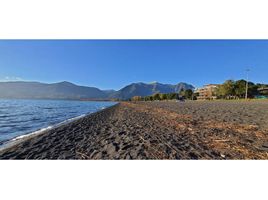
[0,81,194,100]
[110,82,194,99]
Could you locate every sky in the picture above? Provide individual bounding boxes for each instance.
[0,40,268,90]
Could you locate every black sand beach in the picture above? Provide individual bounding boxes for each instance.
[0,101,268,159]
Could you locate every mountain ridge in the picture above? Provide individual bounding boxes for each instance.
[0,81,194,100]
[109,82,194,99]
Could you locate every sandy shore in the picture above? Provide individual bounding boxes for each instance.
[139,100,268,131]
[0,101,268,159]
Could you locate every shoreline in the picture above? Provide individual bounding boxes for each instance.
[0,103,119,153]
[0,101,267,159]
[0,97,117,102]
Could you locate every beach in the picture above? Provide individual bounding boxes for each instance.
[0,101,268,159]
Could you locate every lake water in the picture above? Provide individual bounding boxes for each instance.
[0,99,117,144]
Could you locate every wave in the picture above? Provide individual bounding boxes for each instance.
[12,126,53,141]
[11,114,87,142]
[55,114,86,126]
[0,113,32,119]
[43,107,54,110]
[0,113,88,150]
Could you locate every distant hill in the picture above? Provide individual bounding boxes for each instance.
[0,81,107,100]
[110,82,194,100]
[102,89,116,96]
[0,81,194,100]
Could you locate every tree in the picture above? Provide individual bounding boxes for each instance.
[184,89,193,99]
[248,83,258,98]
[179,88,185,96]
[131,96,142,101]
[216,80,235,99]
[153,93,161,100]
[166,93,178,100]
[225,80,236,98]
[144,96,150,101]
[160,93,167,100]
[234,79,247,99]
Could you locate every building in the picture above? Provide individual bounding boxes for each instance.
[258,87,268,94]
[256,87,268,99]
[195,84,219,100]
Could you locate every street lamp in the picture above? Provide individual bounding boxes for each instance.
[245,68,250,100]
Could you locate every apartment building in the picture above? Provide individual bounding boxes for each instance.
[195,84,219,100]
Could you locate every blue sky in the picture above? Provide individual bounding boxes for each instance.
[0,40,267,90]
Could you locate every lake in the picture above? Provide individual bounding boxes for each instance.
[0,99,117,144]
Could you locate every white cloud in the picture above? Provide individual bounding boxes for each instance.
[0,76,23,82]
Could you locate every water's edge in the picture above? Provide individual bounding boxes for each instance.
[0,103,119,152]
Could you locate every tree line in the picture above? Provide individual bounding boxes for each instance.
[130,89,195,101]
[128,79,268,102]
[215,79,268,99]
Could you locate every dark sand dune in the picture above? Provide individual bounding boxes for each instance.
[0,101,268,160]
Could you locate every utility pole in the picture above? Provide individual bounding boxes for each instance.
[245,68,250,100]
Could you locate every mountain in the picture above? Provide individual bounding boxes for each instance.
[0,81,194,100]
[110,82,194,100]
[102,89,116,96]
[0,81,107,100]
